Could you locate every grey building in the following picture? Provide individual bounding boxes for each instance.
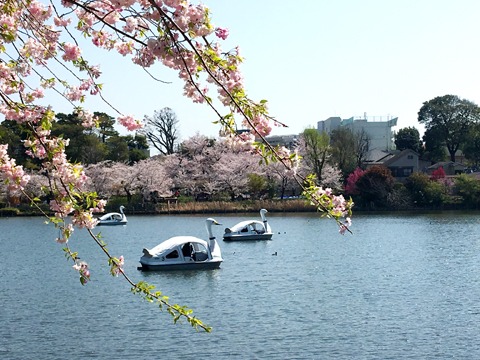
[317,115,398,151]
[262,134,299,150]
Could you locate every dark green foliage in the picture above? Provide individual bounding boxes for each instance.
[462,123,480,166]
[50,112,149,165]
[404,172,445,207]
[422,127,447,163]
[355,165,395,208]
[123,134,149,164]
[106,135,129,162]
[80,135,108,164]
[330,127,356,178]
[0,208,20,216]
[129,148,148,164]
[93,112,118,143]
[301,128,330,183]
[454,174,480,208]
[53,113,96,163]
[247,173,268,199]
[418,94,480,162]
[0,120,38,168]
[395,127,422,153]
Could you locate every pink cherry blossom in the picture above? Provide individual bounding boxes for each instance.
[111,256,125,276]
[62,43,82,61]
[73,260,90,285]
[54,16,71,27]
[215,27,229,40]
[0,145,31,193]
[117,115,143,131]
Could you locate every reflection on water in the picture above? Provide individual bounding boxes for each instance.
[1,211,480,359]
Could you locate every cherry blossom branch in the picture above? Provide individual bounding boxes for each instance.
[16,185,211,330]
[86,227,211,331]
[0,0,354,333]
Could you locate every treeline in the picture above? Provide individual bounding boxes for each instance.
[0,112,149,169]
[345,165,480,211]
[0,133,300,214]
[4,96,480,215]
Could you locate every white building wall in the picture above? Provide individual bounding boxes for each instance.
[317,117,342,134]
[317,116,397,151]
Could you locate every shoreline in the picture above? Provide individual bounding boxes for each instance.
[1,198,479,217]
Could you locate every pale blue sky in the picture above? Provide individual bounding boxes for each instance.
[47,1,480,141]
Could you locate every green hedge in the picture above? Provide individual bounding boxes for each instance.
[0,208,20,216]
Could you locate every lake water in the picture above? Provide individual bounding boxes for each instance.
[2,211,480,359]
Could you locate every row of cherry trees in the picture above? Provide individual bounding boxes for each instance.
[1,133,345,207]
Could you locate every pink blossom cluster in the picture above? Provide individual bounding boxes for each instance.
[211,46,246,106]
[312,186,352,234]
[0,145,31,193]
[110,255,125,276]
[339,217,352,235]
[315,187,349,215]
[63,0,260,136]
[24,88,45,103]
[79,79,100,95]
[62,43,82,61]
[50,155,89,195]
[71,210,99,229]
[72,260,90,285]
[117,115,143,131]
[244,115,272,138]
[172,3,213,37]
[183,82,208,104]
[276,146,300,176]
[223,131,255,151]
[54,15,71,27]
[0,104,46,125]
[215,27,229,40]
[0,0,116,144]
[91,199,107,214]
[26,0,53,22]
[76,109,98,128]
[50,199,75,218]
[24,129,65,160]
[0,61,24,95]
[24,135,102,231]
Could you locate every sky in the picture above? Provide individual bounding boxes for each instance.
[39,1,480,141]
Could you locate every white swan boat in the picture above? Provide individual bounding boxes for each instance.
[223,209,273,241]
[139,218,223,271]
[97,205,127,226]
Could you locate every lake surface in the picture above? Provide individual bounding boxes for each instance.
[2,211,480,359]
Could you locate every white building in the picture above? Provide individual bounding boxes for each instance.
[317,115,398,151]
[262,134,299,149]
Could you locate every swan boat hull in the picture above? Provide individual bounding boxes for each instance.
[97,219,127,226]
[223,233,273,241]
[97,206,127,226]
[139,260,222,271]
[138,235,223,271]
[223,219,273,241]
